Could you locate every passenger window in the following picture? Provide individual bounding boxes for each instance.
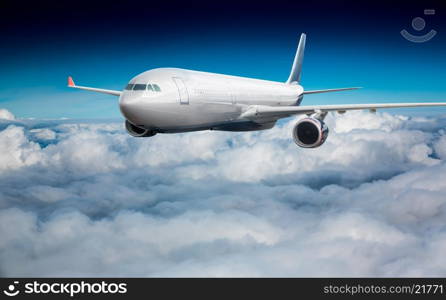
[153,84,161,92]
[133,84,146,90]
[125,84,134,90]
[147,84,154,91]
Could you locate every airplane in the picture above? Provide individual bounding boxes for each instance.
[68,33,446,148]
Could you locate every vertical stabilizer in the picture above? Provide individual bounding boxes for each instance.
[286,33,306,84]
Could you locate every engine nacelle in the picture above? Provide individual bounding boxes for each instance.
[125,120,157,137]
[292,117,329,148]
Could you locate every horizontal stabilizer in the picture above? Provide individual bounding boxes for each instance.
[303,87,361,95]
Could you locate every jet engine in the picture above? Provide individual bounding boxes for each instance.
[292,117,329,148]
[125,120,157,137]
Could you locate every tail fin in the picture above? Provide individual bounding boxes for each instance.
[286,33,306,85]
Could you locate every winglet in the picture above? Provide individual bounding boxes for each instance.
[68,76,75,87]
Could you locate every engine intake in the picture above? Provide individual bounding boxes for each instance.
[292,117,329,148]
[125,120,157,137]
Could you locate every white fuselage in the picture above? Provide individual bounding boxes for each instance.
[119,68,303,132]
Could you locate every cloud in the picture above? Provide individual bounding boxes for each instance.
[1,108,446,276]
[0,109,15,120]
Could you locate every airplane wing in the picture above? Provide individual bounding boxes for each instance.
[67,76,122,96]
[240,102,446,119]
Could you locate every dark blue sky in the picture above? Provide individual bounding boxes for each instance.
[1,0,445,118]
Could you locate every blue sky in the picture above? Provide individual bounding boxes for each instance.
[0,1,445,119]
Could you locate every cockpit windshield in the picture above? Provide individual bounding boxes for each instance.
[133,84,146,90]
[125,83,162,92]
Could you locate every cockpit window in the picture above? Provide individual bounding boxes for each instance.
[125,84,134,90]
[152,84,161,92]
[133,84,146,91]
[126,83,160,92]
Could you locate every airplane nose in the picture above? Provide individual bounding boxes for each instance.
[119,94,142,122]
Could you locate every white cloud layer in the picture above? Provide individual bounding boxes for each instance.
[1,108,446,276]
[0,109,15,120]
